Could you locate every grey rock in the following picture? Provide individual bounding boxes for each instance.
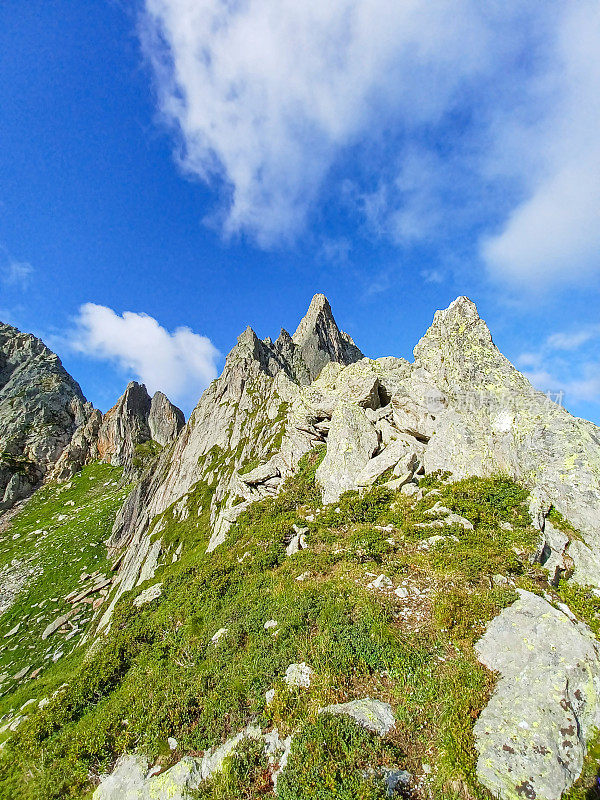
[316,403,379,504]
[284,662,313,688]
[474,590,600,800]
[200,725,262,780]
[148,392,184,448]
[0,321,88,509]
[413,297,600,586]
[381,768,411,797]
[319,698,396,736]
[291,293,363,382]
[42,610,74,640]
[50,406,103,481]
[13,665,31,681]
[356,439,414,487]
[285,529,307,556]
[94,753,203,800]
[96,382,152,467]
[132,583,162,608]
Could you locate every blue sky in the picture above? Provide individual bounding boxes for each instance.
[1,1,599,421]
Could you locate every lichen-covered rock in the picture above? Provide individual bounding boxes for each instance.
[316,403,379,504]
[93,753,203,800]
[103,293,600,636]
[319,698,396,736]
[0,321,88,509]
[474,590,600,800]
[413,297,600,586]
[284,662,313,688]
[200,725,262,780]
[132,582,162,608]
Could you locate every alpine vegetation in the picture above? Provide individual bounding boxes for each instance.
[1,296,600,800]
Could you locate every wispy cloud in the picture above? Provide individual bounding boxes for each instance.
[421,269,444,285]
[70,303,220,410]
[482,3,600,286]
[140,1,503,245]
[517,323,600,408]
[1,258,34,288]
[141,1,600,287]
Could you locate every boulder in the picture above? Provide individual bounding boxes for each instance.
[474,590,600,800]
[316,404,378,504]
[94,753,203,800]
[319,698,396,736]
[355,439,415,487]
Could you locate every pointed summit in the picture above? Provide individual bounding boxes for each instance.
[292,294,363,381]
[413,296,529,394]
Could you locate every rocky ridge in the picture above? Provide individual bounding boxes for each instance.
[100,295,600,635]
[2,296,600,800]
[0,323,185,508]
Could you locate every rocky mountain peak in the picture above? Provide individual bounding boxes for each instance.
[291,293,363,381]
[5,299,600,800]
[413,295,525,395]
[0,321,88,509]
[149,392,185,447]
[97,381,183,467]
[222,296,363,387]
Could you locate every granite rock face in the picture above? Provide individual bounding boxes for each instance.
[474,590,600,800]
[290,293,363,382]
[148,391,185,447]
[97,295,364,628]
[53,381,185,478]
[0,322,88,509]
[412,297,600,586]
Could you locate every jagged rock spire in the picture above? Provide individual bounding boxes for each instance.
[413,295,530,395]
[97,381,184,466]
[225,294,363,385]
[291,293,363,381]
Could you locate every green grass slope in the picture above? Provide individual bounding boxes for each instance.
[0,454,599,799]
[0,465,128,730]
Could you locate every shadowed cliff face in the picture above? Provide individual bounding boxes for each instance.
[0,322,88,509]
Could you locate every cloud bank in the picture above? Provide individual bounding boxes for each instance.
[141,0,600,285]
[72,303,219,409]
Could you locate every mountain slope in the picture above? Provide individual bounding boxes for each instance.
[1,296,600,800]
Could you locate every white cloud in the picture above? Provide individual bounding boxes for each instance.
[141,0,500,246]
[546,327,600,351]
[482,2,600,285]
[517,323,600,408]
[141,1,600,286]
[71,303,220,409]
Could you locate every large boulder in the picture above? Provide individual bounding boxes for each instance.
[316,403,379,504]
[474,590,600,800]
